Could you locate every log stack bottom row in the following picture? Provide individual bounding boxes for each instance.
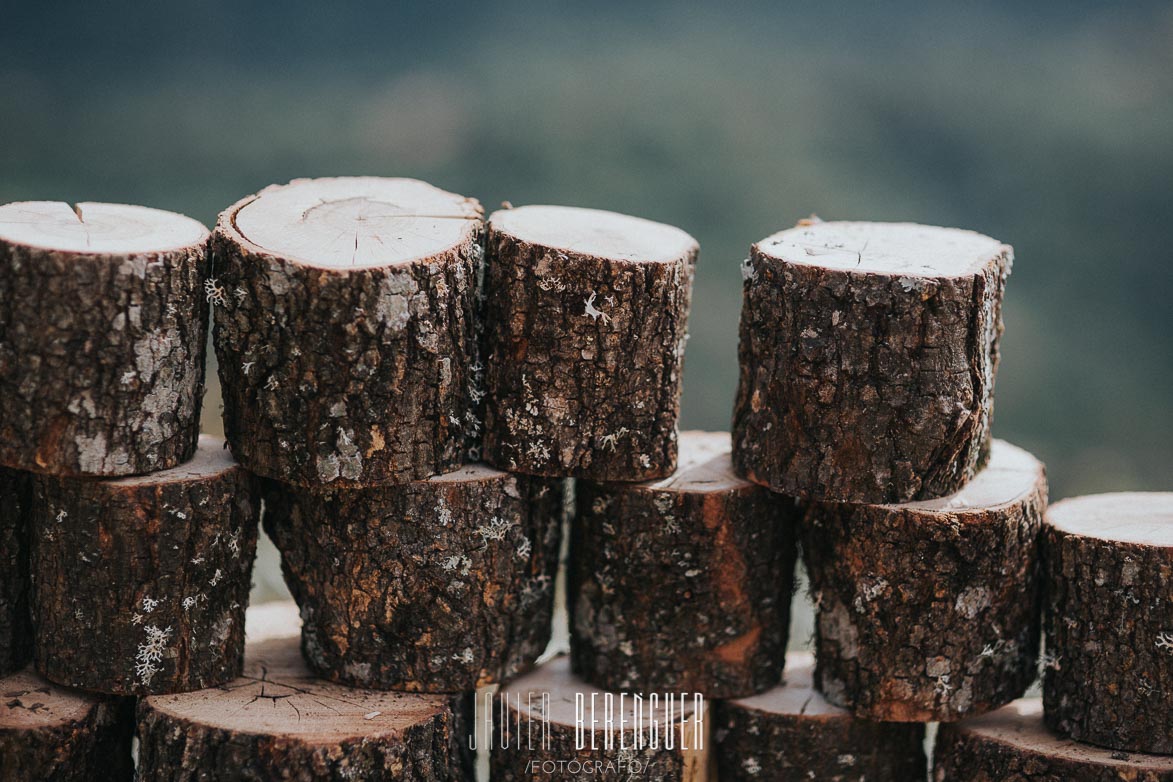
[1,183,1171,779]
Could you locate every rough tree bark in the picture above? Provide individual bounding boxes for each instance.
[482,205,697,480]
[934,699,1173,781]
[0,666,134,782]
[137,636,473,781]
[1042,492,1173,754]
[263,465,563,691]
[490,656,711,782]
[0,201,209,477]
[211,177,483,488]
[802,439,1046,721]
[733,220,1011,503]
[0,468,31,675]
[714,653,927,782]
[30,435,259,695]
[570,431,797,698]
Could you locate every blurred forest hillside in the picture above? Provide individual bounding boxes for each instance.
[2,0,1170,505]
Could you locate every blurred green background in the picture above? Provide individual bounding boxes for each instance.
[3,2,1171,607]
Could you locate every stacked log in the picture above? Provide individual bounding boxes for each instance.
[0,666,134,781]
[490,656,710,782]
[801,439,1047,721]
[934,699,1173,781]
[733,220,1011,504]
[30,435,260,695]
[1042,492,1173,754]
[262,465,563,691]
[0,201,209,477]
[570,431,798,697]
[481,204,697,480]
[714,653,927,782]
[211,177,483,487]
[137,635,473,781]
[0,468,31,675]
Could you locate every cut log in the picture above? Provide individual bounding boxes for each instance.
[136,636,473,781]
[482,205,697,480]
[490,656,711,782]
[0,666,134,781]
[30,435,259,695]
[0,201,209,477]
[0,468,31,675]
[802,439,1046,721]
[570,431,797,697]
[1042,492,1173,754]
[211,177,483,487]
[262,465,563,691]
[715,652,927,782]
[934,699,1173,781]
[733,220,1011,503]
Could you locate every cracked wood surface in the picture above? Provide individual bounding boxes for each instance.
[0,666,133,781]
[0,467,31,676]
[211,177,483,487]
[802,439,1047,721]
[490,655,712,782]
[934,699,1173,781]
[30,435,260,696]
[482,204,697,480]
[714,652,927,782]
[263,465,563,691]
[0,200,209,477]
[733,220,1011,503]
[570,431,798,697]
[1042,492,1173,754]
[137,636,473,781]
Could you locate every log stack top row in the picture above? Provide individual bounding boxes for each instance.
[0,179,698,488]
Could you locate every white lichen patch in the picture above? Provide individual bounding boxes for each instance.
[954,587,992,619]
[1156,632,1173,653]
[204,278,227,306]
[853,576,889,612]
[75,433,131,474]
[476,517,515,543]
[135,624,173,686]
[434,498,454,526]
[740,257,757,283]
[442,555,472,576]
[374,272,419,330]
[516,536,532,558]
[600,427,630,452]
[583,291,611,324]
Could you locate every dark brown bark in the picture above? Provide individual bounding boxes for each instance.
[0,666,134,782]
[136,636,473,781]
[733,220,1011,503]
[570,431,797,698]
[714,654,927,782]
[490,656,712,782]
[1042,492,1173,754]
[0,467,31,675]
[29,435,259,695]
[933,699,1173,781]
[0,202,208,477]
[262,465,563,691]
[482,205,697,480]
[802,439,1046,721]
[211,177,483,488]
